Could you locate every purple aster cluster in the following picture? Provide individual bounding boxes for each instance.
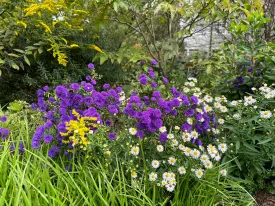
[0,116,9,140]
[30,63,220,158]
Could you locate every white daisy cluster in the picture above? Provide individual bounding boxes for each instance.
[259,84,275,99]
[233,113,241,120]
[161,172,177,192]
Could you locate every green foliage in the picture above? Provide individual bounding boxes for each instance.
[198,8,275,99]
[0,114,254,205]
[220,84,275,192]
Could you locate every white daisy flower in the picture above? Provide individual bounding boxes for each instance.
[191,131,199,139]
[212,128,220,134]
[159,126,167,133]
[157,145,164,152]
[187,118,193,125]
[230,101,238,106]
[178,166,186,175]
[204,95,213,103]
[218,143,228,153]
[183,87,190,93]
[171,139,179,147]
[131,171,137,178]
[189,82,195,87]
[196,108,203,114]
[204,160,213,169]
[163,172,170,180]
[218,119,224,124]
[260,111,272,118]
[214,102,221,108]
[200,154,209,162]
[220,169,227,176]
[195,169,204,179]
[191,149,201,159]
[149,172,158,181]
[220,106,228,113]
[168,157,177,165]
[259,85,271,93]
[167,134,174,139]
[244,96,256,105]
[182,132,191,142]
[152,160,160,169]
[214,154,221,161]
[204,105,213,112]
[166,184,175,192]
[233,113,241,120]
[129,128,137,135]
[178,144,185,151]
[130,146,140,156]
[183,147,192,156]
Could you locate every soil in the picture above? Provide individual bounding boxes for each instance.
[254,190,275,206]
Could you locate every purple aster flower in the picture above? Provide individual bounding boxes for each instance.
[88,63,95,69]
[0,116,7,122]
[84,97,93,105]
[108,133,116,141]
[139,76,148,85]
[71,83,80,91]
[84,83,94,92]
[48,145,60,158]
[163,77,169,84]
[43,134,53,143]
[151,59,157,66]
[149,71,155,78]
[108,105,118,114]
[32,140,41,149]
[19,141,24,153]
[181,123,192,132]
[137,131,144,138]
[116,87,123,93]
[49,97,55,103]
[103,84,110,90]
[105,120,112,126]
[159,133,168,143]
[86,75,92,81]
[184,108,195,117]
[248,67,253,72]
[91,79,97,85]
[152,91,161,99]
[43,86,49,92]
[197,139,202,146]
[44,121,53,129]
[151,82,157,88]
[37,89,44,97]
[140,60,145,65]
[31,103,37,110]
[190,96,199,104]
[55,86,68,99]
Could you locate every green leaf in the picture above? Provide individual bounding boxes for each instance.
[13,49,25,54]
[24,56,30,66]
[0,58,5,64]
[257,138,273,145]
[11,62,19,70]
[236,140,240,152]
[243,142,259,153]
[234,159,242,170]
[100,54,108,65]
[113,2,119,12]
[8,53,20,58]
[38,47,43,54]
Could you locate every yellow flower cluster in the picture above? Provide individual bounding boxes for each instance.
[60,110,98,150]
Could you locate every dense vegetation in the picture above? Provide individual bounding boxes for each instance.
[1,0,275,205]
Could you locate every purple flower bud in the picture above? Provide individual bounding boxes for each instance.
[108,133,116,141]
[88,63,95,70]
[163,77,168,84]
[151,59,157,66]
[0,116,7,122]
[103,84,110,90]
